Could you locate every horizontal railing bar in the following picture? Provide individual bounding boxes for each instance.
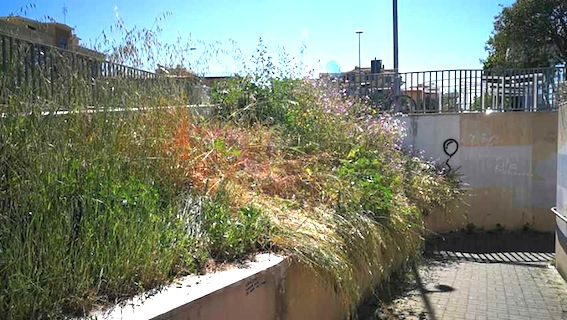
[551,207,567,224]
[336,65,564,114]
[0,104,216,118]
[0,31,157,77]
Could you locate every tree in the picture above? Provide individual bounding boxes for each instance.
[441,91,460,111]
[483,0,567,69]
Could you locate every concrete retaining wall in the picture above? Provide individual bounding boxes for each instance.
[556,96,567,280]
[90,111,562,320]
[400,112,558,232]
[92,254,348,320]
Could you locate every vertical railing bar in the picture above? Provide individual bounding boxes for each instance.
[435,70,443,113]
[455,70,465,112]
[441,71,445,112]
[426,71,430,113]
[464,70,468,111]
[472,70,476,112]
[469,70,472,111]
[520,68,524,111]
[511,69,515,111]
[421,71,425,113]
[493,70,498,111]
[525,69,530,111]
[533,69,538,111]
[465,70,469,111]
[488,70,491,111]
[500,71,504,111]
[483,69,486,111]
[410,71,413,112]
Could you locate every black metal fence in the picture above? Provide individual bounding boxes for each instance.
[341,67,566,113]
[0,32,201,110]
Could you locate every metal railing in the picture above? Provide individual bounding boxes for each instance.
[341,67,566,113]
[0,32,202,109]
[551,207,567,224]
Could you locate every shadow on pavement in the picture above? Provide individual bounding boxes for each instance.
[356,231,557,319]
[425,230,554,253]
[425,231,555,267]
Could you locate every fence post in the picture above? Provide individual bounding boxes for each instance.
[532,71,539,111]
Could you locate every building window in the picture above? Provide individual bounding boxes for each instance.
[58,37,67,49]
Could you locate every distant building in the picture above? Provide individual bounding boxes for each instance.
[320,59,445,112]
[0,15,104,60]
[321,58,396,89]
[403,83,441,112]
[320,58,398,101]
[201,76,233,87]
[155,64,200,81]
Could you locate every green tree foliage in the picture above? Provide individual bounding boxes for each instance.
[483,0,567,69]
[441,92,460,111]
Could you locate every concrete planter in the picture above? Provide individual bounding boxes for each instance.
[91,254,348,320]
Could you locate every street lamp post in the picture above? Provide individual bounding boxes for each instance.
[392,0,400,112]
[356,30,363,75]
[188,47,196,69]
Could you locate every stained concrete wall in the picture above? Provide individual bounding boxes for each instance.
[400,112,558,232]
[556,97,567,280]
[280,261,347,320]
[93,255,349,320]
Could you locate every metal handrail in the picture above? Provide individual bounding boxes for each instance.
[336,66,565,113]
[551,207,567,224]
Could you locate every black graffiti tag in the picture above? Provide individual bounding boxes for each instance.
[443,139,459,171]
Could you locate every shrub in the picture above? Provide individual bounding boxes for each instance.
[201,190,272,261]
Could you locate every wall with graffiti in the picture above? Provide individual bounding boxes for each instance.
[399,112,558,232]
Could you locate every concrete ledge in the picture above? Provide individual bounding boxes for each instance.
[557,228,567,282]
[92,254,287,320]
[91,254,349,320]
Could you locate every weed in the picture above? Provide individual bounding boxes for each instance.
[522,222,534,232]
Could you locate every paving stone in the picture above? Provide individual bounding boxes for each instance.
[360,235,567,320]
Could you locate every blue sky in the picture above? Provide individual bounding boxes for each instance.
[1,0,515,75]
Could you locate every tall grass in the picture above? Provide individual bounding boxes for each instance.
[206,72,465,313]
[0,13,464,319]
[1,19,206,318]
[0,104,198,317]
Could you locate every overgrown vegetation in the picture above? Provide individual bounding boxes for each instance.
[0,14,464,319]
[208,73,463,312]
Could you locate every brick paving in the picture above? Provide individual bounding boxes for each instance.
[361,232,567,320]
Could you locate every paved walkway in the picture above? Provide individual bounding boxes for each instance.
[359,232,567,320]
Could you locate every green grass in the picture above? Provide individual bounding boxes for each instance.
[0,110,187,317]
[0,106,274,318]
